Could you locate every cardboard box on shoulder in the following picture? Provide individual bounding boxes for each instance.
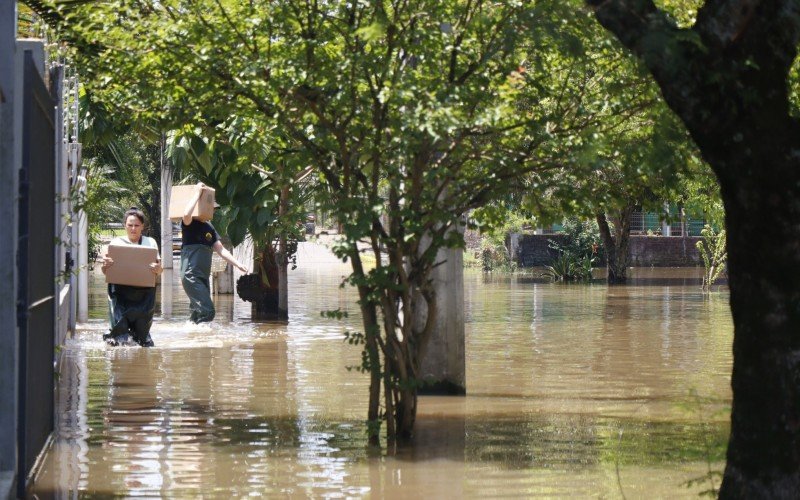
[168,185,215,222]
[104,244,159,287]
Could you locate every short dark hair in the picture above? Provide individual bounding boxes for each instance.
[123,207,146,225]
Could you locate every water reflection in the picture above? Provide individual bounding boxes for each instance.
[32,247,732,497]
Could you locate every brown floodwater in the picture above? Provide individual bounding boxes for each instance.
[31,242,732,498]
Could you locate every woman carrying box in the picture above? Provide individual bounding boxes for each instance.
[181,182,248,323]
[100,207,163,347]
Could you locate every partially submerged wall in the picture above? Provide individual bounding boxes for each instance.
[510,233,702,267]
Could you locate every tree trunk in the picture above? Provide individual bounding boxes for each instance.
[586,2,800,494]
[718,173,800,497]
[350,251,381,446]
[596,206,633,284]
[250,244,284,320]
[397,385,417,440]
[379,300,420,443]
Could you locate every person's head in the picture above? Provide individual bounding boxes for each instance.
[123,207,146,242]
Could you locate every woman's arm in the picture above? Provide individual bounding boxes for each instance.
[212,240,248,273]
[183,182,205,226]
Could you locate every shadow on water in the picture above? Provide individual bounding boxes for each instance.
[31,245,732,498]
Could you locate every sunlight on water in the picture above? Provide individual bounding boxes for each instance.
[31,243,731,498]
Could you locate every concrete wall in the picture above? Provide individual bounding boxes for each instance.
[512,233,702,267]
[628,235,702,267]
[511,234,567,267]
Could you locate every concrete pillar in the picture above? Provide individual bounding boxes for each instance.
[0,2,18,494]
[160,134,173,269]
[77,184,88,321]
[508,232,520,264]
[160,268,173,318]
[215,264,234,294]
[418,242,466,395]
[661,201,671,237]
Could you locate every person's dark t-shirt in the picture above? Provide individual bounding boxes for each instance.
[181,220,219,247]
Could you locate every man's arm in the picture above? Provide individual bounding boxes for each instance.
[183,182,205,226]
[212,240,248,273]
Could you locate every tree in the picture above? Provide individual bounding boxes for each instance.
[586,0,800,495]
[509,6,708,283]
[591,111,703,283]
[167,127,314,319]
[60,0,582,442]
[79,94,164,242]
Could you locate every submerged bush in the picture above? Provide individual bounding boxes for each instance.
[544,217,599,282]
[542,251,594,281]
[696,225,727,291]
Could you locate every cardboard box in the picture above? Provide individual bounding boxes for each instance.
[104,244,159,287]
[168,185,215,222]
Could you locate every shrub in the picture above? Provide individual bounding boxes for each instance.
[696,225,727,291]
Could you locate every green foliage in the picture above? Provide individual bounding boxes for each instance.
[479,239,516,272]
[543,218,598,281]
[791,53,800,119]
[342,330,365,346]
[57,0,722,441]
[653,0,704,28]
[166,127,312,251]
[542,252,594,281]
[79,92,165,244]
[75,159,127,260]
[508,3,713,229]
[696,225,727,291]
[322,309,349,320]
[549,217,600,260]
[472,205,534,271]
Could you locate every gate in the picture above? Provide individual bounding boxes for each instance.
[17,50,56,496]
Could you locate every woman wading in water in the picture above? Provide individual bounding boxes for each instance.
[100,207,162,346]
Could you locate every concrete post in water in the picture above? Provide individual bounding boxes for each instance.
[160,134,173,270]
[160,268,173,319]
[0,0,18,491]
[159,135,175,316]
[508,233,520,266]
[417,229,466,395]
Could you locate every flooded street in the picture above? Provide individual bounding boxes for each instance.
[31,242,732,498]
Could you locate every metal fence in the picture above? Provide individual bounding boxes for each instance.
[629,210,706,236]
[17,51,56,496]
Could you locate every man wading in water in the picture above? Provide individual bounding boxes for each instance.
[181,182,248,323]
